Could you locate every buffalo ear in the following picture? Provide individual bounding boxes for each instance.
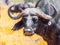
[47,4,57,18]
[42,4,57,18]
[35,0,57,18]
[12,19,23,31]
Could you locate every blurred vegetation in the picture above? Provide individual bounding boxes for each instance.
[11,0,22,3]
[29,0,33,2]
[11,0,38,3]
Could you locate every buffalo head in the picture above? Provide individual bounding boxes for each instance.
[8,4,57,36]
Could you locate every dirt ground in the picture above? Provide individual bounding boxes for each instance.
[0,2,47,45]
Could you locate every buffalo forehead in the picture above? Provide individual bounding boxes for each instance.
[23,8,40,15]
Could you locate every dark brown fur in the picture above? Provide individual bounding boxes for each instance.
[35,17,59,45]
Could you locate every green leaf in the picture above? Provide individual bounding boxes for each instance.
[28,0,33,2]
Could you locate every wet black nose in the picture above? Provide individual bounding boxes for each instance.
[24,29,34,36]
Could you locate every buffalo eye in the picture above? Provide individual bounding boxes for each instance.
[23,17,27,23]
[32,18,38,23]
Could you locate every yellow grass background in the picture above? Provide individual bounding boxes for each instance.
[0,3,47,45]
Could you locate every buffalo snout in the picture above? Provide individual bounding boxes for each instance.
[24,28,35,36]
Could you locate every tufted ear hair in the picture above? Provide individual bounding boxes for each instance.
[12,19,23,30]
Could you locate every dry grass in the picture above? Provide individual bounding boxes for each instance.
[0,3,47,45]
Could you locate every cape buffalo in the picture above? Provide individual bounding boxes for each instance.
[8,0,60,45]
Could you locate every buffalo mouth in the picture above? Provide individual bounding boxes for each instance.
[24,29,35,36]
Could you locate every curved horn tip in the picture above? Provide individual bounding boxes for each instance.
[8,9,22,20]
